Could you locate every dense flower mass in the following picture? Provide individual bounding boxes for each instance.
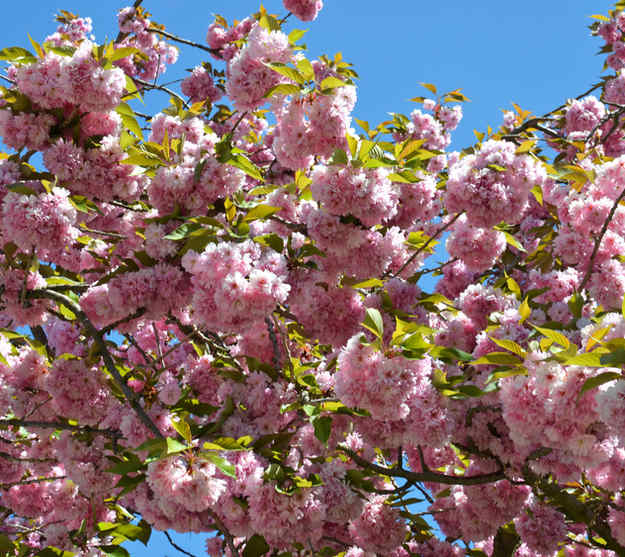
[2,2,625,557]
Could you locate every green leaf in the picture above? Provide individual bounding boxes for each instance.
[243,204,281,222]
[164,437,188,456]
[320,76,347,91]
[296,57,315,81]
[205,453,236,478]
[108,46,141,62]
[503,231,526,252]
[329,148,349,165]
[203,437,251,451]
[0,46,36,64]
[164,223,203,240]
[563,352,603,366]
[264,62,305,84]
[0,534,14,554]
[515,139,536,154]
[420,82,437,94]
[254,233,284,253]
[135,520,152,545]
[568,292,584,320]
[600,348,625,367]
[472,352,523,366]
[312,416,332,444]
[350,278,384,289]
[243,534,270,557]
[388,171,418,183]
[519,297,531,324]
[288,28,308,45]
[489,337,527,358]
[171,415,192,443]
[264,83,301,98]
[362,308,384,339]
[44,44,75,57]
[118,110,143,140]
[579,372,622,397]
[100,546,130,557]
[531,325,571,349]
[228,154,263,181]
[8,183,37,196]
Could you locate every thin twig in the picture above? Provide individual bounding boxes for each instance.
[206,509,240,557]
[579,186,625,291]
[1,476,66,489]
[0,418,122,440]
[164,531,198,557]
[341,446,507,486]
[390,213,463,278]
[27,289,163,439]
[152,321,165,370]
[134,77,189,108]
[265,317,281,370]
[147,27,217,54]
[0,451,55,463]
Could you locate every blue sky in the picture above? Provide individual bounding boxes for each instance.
[0,1,618,555]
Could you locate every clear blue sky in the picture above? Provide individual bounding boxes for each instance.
[0,1,617,555]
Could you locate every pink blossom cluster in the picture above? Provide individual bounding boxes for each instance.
[206,18,255,61]
[445,139,546,227]
[181,65,223,103]
[116,6,179,80]
[80,264,188,328]
[310,164,397,226]
[336,334,433,421]
[147,116,246,215]
[283,0,324,21]
[43,136,147,201]
[45,15,93,46]
[0,110,55,151]
[11,40,126,113]
[181,240,290,333]
[226,23,293,111]
[445,214,507,272]
[1,188,78,259]
[273,85,357,170]
[514,496,568,555]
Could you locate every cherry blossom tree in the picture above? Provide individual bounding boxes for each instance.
[1,1,625,556]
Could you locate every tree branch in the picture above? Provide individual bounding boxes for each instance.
[147,27,217,54]
[0,418,122,440]
[133,77,189,108]
[390,212,463,278]
[164,531,198,557]
[341,446,507,486]
[578,186,625,291]
[28,289,163,439]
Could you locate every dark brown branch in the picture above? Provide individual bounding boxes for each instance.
[134,77,189,108]
[579,186,625,291]
[164,531,198,557]
[27,289,163,439]
[265,317,281,370]
[0,451,55,463]
[390,212,463,278]
[206,509,240,557]
[147,27,217,55]
[0,418,121,440]
[341,446,507,486]
[1,476,66,489]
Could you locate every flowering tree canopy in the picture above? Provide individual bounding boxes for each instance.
[2,1,625,556]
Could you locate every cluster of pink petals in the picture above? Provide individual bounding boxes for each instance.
[283,0,324,21]
[445,139,546,227]
[226,23,292,111]
[12,41,126,113]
